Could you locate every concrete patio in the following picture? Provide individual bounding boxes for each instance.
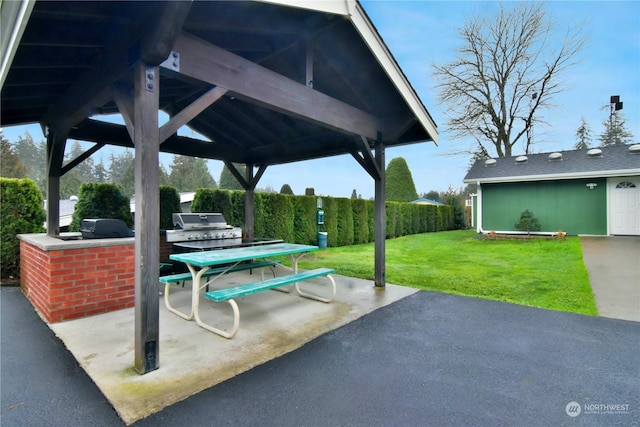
[45,272,417,424]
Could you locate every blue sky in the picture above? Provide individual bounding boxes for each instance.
[3,1,639,199]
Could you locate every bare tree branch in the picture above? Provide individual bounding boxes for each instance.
[433,2,585,158]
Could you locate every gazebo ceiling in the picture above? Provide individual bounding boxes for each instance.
[1,0,437,167]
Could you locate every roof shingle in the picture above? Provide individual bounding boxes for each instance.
[463,144,640,183]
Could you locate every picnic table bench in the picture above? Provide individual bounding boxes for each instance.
[160,260,281,320]
[165,243,336,338]
[204,267,336,338]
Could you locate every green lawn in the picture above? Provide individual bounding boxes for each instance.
[295,230,597,316]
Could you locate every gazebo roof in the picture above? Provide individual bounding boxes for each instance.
[1,0,437,167]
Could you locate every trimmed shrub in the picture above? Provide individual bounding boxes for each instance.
[366,200,375,242]
[69,183,132,231]
[0,178,45,279]
[257,193,294,241]
[293,196,317,245]
[409,204,422,234]
[159,186,181,230]
[335,197,354,246]
[322,197,338,247]
[186,188,457,246]
[228,190,246,230]
[385,202,397,239]
[352,199,369,245]
[515,209,541,234]
[192,188,231,216]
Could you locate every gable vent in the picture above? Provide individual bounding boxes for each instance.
[587,148,603,157]
[548,152,563,161]
[485,158,497,166]
[629,144,640,154]
[515,155,528,163]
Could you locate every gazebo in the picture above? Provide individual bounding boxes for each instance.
[1,0,437,373]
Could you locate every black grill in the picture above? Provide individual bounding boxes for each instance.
[80,219,134,239]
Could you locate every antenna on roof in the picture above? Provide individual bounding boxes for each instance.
[609,95,624,145]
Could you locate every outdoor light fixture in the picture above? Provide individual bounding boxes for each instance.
[586,183,598,190]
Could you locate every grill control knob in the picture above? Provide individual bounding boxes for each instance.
[188,235,194,240]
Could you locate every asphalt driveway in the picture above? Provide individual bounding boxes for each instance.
[2,286,638,426]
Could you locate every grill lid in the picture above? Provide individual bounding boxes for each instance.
[172,213,228,230]
[81,219,134,239]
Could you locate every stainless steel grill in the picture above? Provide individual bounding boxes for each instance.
[166,213,243,250]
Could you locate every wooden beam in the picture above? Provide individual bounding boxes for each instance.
[68,119,244,161]
[172,33,381,141]
[42,2,191,134]
[159,86,227,144]
[351,135,381,181]
[61,142,106,176]
[305,39,314,88]
[223,161,249,191]
[252,165,268,190]
[133,62,160,374]
[374,137,385,287]
[112,83,135,140]
[140,1,193,65]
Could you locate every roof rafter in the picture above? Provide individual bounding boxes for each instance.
[170,32,381,141]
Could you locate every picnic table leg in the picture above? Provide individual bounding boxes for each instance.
[194,298,241,339]
[163,264,211,321]
[164,281,194,320]
[294,274,337,303]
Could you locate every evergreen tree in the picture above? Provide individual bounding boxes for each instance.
[350,189,358,199]
[120,160,135,197]
[94,159,108,182]
[280,184,294,194]
[0,137,28,178]
[425,190,441,202]
[219,163,245,190]
[60,168,85,199]
[168,155,216,192]
[66,141,96,182]
[12,131,46,193]
[599,112,634,146]
[108,150,134,184]
[385,157,418,202]
[574,116,592,149]
[59,141,97,198]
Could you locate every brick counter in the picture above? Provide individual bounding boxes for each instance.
[18,234,137,323]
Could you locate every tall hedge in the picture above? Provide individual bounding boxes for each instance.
[335,198,354,246]
[69,183,133,231]
[0,178,45,279]
[293,196,317,245]
[352,199,369,245]
[321,197,338,247]
[190,188,457,247]
[256,193,294,241]
[159,186,181,230]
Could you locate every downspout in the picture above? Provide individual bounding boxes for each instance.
[476,181,484,233]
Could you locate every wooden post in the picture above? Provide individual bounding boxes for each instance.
[45,129,67,236]
[133,62,160,374]
[244,163,255,240]
[374,138,385,287]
